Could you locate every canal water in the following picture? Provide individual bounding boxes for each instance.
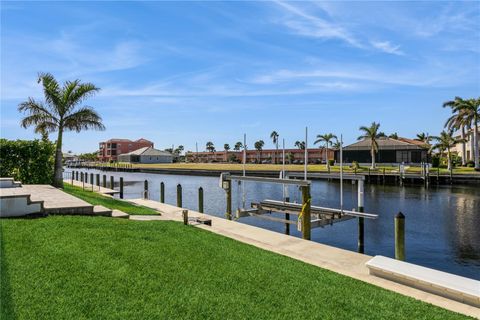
[65,168,480,280]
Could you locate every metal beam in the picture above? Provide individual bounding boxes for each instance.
[227,175,311,186]
[288,172,365,181]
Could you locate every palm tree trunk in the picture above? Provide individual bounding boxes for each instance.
[53,127,64,188]
[326,144,330,170]
[474,117,479,170]
[275,140,278,164]
[371,147,376,169]
[447,148,452,171]
[470,128,475,162]
[461,127,466,166]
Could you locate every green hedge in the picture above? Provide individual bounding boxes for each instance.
[0,139,55,184]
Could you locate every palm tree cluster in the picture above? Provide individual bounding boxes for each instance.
[442,97,479,170]
[18,73,105,187]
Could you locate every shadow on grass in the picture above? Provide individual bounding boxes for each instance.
[0,222,16,319]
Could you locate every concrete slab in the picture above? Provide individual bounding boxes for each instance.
[128,198,480,319]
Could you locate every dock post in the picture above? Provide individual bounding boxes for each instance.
[358,179,365,254]
[71,171,74,184]
[300,185,311,240]
[119,177,124,199]
[395,212,405,261]
[76,171,79,180]
[225,180,232,220]
[160,182,165,203]
[177,184,182,208]
[144,180,148,199]
[182,209,189,225]
[198,187,204,213]
[90,173,94,186]
[80,172,84,182]
[110,176,114,190]
[103,175,107,188]
[96,174,100,187]
[285,196,290,235]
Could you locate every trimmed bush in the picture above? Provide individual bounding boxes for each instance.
[0,139,55,184]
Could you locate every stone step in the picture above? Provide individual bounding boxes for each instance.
[93,205,113,217]
[111,210,129,219]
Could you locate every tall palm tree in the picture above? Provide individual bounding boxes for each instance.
[206,141,215,152]
[294,140,305,150]
[18,73,104,188]
[443,97,480,169]
[415,132,431,145]
[431,130,460,171]
[358,122,385,169]
[314,133,337,170]
[254,140,264,163]
[223,144,230,162]
[270,131,279,164]
[234,141,243,151]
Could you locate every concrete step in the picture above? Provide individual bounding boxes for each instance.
[93,205,113,217]
[111,210,129,219]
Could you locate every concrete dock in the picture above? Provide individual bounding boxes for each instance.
[128,198,479,318]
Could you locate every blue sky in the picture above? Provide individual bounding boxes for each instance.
[1,1,479,153]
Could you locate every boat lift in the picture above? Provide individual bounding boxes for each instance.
[219,173,377,247]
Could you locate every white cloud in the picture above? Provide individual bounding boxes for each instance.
[370,40,404,55]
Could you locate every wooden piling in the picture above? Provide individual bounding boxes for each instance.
[144,180,148,199]
[90,173,94,185]
[225,180,232,220]
[182,210,188,225]
[358,180,365,254]
[198,187,204,213]
[71,171,74,184]
[81,172,84,182]
[300,185,311,240]
[96,174,100,186]
[285,196,290,235]
[76,171,79,180]
[119,177,124,199]
[103,175,107,188]
[395,212,405,261]
[160,182,165,203]
[177,184,182,208]
[110,176,114,190]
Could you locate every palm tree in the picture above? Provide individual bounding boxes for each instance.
[254,140,264,163]
[415,132,431,145]
[444,97,480,169]
[389,132,399,140]
[270,131,279,164]
[224,143,230,152]
[314,133,337,170]
[18,73,104,188]
[431,130,460,171]
[233,142,243,151]
[332,141,341,150]
[294,141,305,150]
[358,122,385,169]
[206,141,215,153]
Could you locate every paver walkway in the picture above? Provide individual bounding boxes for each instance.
[129,198,479,318]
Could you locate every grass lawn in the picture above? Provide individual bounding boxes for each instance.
[63,183,160,215]
[1,216,470,319]
[126,162,479,175]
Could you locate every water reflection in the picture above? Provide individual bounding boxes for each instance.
[65,168,480,279]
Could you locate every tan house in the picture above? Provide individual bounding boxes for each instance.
[451,125,479,163]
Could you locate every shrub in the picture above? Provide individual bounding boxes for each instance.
[466,161,475,168]
[328,159,335,166]
[351,161,359,170]
[431,156,440,168]
[0,139,55,184]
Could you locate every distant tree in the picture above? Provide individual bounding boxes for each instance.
[314,133,337,170]
[358,122,385,169]
[254,140,265,162]
[174,145,184,156]
[415,132,431,145]
[224,143,230,152]
[286,152,294,164]
[78,152,98,161]
[389,132,399,140]
[270,131,279,164]
[443,97,479,169]
[18,72,104,188]
[206,141,215,153]
[294,140,305,150]
[431,130,461,171]
[332,141,341,150]
[234,141,243,151]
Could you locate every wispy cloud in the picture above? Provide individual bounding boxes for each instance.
[273,0,361,47]
[370,40,404,55]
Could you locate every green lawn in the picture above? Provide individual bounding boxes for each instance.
[1,216,470,319]
[63,183,160,215]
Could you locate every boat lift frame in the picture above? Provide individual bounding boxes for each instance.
[219,173,376,247]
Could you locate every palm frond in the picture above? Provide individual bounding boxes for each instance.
[65,82,100,112]
[37,72,62,112]
[63,107,105,132]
